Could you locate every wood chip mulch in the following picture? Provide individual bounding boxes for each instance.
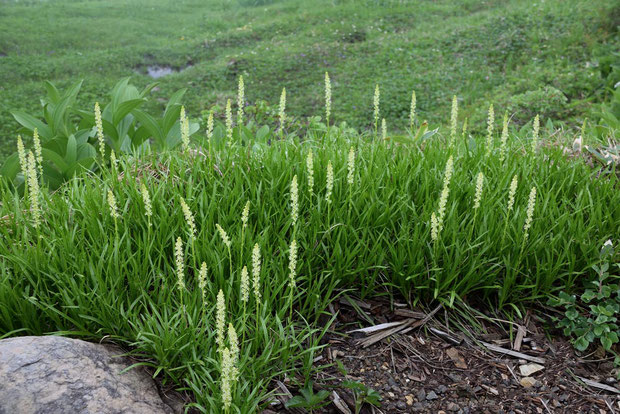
[267,296,620,414]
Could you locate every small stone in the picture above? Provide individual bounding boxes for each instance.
[520,377,540,388]
[447,402,460,412]
[406,394,414,406]
[396,401,407,410]
[388,391,395,398]
[416,389,426,401]
[437,385,448,393]
[447,373,462,383]
[426,391,438,400]
[519,363,544,376]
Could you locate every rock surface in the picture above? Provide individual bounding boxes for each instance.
[0,336,175,414]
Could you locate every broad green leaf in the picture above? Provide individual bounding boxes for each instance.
[66,134,77,164]
[41,148,70,173]
[0,153,20,181]
[132,109,163,144]
[113,99,145,125]
[139,82,160,98]
[44,81,61,105]
[52,95,74,137]
[11,111,53,139]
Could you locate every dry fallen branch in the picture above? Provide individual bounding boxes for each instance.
[576,376,620,394]
[480,341,546,364]
[355,305,441,348]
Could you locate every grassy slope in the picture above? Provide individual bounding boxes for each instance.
[0,0,616,158]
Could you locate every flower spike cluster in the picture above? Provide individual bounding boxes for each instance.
[473,172,484,210]
[485,104,494,157]
[175,237,185,290]
[450,95,458,148]
[326,161,334,204]
[216,224,231,249]
[347,147,355,185]
[430,156,454,242]
[409,89,416,131]
[252,243,261,304]
[290,175,299,226]
[324,72,331,124]
[27,152,41,227]
[94,102,105,157]
[180,197,197,239]
[306,151,314,196]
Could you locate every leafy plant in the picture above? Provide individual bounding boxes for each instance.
[548,241,619,353]
[1,78,199,189]
[285,382,331,413]
[341,380,382,414]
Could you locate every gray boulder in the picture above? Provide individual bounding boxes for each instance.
[0,336,177,414]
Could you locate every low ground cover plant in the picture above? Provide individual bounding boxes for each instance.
[0,77,618,412]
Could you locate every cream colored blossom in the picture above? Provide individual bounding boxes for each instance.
[241,201,250,230]
[409,89,416,131]
[175,237,185,290]
[532,114,540,153]
[27,152,41,228]
[306,151,314,195]
[252,243,261,304]
[325,72,331,124]
[240,265,249,303]
[450,95,458,148]
[207,111,214,141]
[33,128,43,178]
[110,150,117,169]
[473,172,484,210]
[198,262,207,300]
[180,197,197,239]
[279,87,286,129]
[326,161,334,204]
[17,135,27,178]
[290,175,299,226]
[237,75,244,126]
[430,212,439,242]
[216,289,226,349]
[523,186,537,242]
[288,238,298,289]
[216,224,231,249]
[140,183,152,222]
[227,323,239,380]
[507,175,518,212]
[431,156,454,241]
[107,188,119,220]
[347,147,355,185]
[220,347,232,410]
[485,104,494,156]
[95,102,105,157]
